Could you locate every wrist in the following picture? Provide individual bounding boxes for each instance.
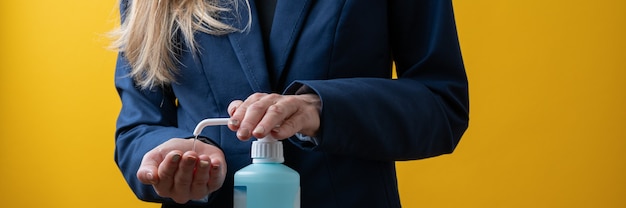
[186,136,222,151]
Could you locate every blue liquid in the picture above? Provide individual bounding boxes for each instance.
[234,163,300,208]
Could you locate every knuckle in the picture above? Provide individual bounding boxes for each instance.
[247,102,267,112]
[231,109,248,120]
[257,93,281,104]
[280,95,299,104]
[249,92,268,100]
[267,104,284,114]
[266,93,281,100]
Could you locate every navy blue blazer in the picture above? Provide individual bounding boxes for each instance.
[114,0,468,207]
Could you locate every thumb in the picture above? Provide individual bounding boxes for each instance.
[137,151,162,185]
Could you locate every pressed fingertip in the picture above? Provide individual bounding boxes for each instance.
[237,128,250,140]
[252,126,265,135]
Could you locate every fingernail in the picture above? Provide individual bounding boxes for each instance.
[253,126,265,135]
[237,128,249,138]
[229,119,239,126]
[172,154,181,162]
[199,160,210,168]
[185,155,198,165]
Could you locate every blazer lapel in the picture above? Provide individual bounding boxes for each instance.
[227,0,272,93]
[226,0,314,92]
[267,0,314,88]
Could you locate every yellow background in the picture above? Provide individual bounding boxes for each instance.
[1,0,624,207]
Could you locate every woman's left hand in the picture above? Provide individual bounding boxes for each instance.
[227,93,321,141]
[136,138,226,204]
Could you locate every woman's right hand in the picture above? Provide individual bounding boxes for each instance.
[136,138,226,204]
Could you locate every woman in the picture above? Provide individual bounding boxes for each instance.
[112,0,469,207]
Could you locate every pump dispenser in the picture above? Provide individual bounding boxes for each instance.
[193,118,230,136]
[193,118,300,208]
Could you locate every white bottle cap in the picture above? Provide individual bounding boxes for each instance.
[251,137,284,163]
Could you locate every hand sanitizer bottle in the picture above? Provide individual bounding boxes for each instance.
[193,118,300,208]
[234,136,300,208]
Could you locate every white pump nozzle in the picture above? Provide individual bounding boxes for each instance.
[193,118,285,164]
[193,118,230,136]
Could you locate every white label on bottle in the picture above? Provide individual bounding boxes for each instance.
[233,186,247,208]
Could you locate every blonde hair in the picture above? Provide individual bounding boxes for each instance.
[111,0,250,89]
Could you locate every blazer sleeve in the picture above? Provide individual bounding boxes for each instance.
[113,0,209,204]
[286,0,469,161]
[114,53,185,203]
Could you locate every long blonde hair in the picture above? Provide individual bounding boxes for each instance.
[111,0,250,89]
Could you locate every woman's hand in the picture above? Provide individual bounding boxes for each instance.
[136,138,226,204]
[227,93,321,141]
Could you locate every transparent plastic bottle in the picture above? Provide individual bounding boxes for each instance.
[193,118,300,208]
[234,137,300,208]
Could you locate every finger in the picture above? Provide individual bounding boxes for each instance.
[228,100,243,116]
[137,149,163,185]
[189,154,211,200]
[231,93,266,118]
[281,107,321,138]
[170,151,198,203]
[207,157,226,193]
[195,143,226,194]
[227,100,244,131]
[253,99,298,139]
[229,94,262,139]
[235,93,275,140]
[153,151,182,197]
[272,94,321,139]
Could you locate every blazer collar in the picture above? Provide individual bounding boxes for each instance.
[227,0,313,92]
